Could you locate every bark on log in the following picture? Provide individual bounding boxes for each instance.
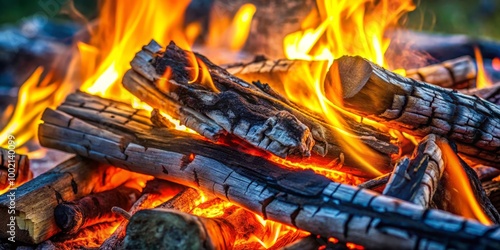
[54,184,140,234]
[226,56,476,92]
[38,93,500,249]
[483,177,500,214]
[99,179,185,250]
[0,147,31,191]
[383,135,445,208]
[333,55,500,167]
[0,157,111,244]
[475,165,500,181]
[462,83,500,106]
[405,56,477,89]
[123,40,397,177]
[123,208,236,250]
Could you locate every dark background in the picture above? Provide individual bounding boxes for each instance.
[0,0,499,39]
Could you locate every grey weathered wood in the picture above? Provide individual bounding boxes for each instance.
[0,147,31,191]
[0,157,111,244]
[334,55,500,167]
[123,40,397,177]
[38,92,500,249]
[405,56,477,89]
[462,83,500,106]
[383,135,445,208]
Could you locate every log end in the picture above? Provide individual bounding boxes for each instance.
[331,56,373,99]
[54,202,83,234]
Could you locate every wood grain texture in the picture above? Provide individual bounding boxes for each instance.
[123,40,397,177]
[0,157,109,244]
[462,83,500,106]
[383,135,445,208]
[334,55,500,167]
[405,56,477,89]
[38,93,500,249]
[0,147,31,190]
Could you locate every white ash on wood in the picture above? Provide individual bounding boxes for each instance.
[38,93,500,249]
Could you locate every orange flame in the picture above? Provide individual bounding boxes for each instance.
[439,141,492,225]
[474,47,493,89]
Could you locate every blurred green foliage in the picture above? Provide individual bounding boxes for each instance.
[0,0,498,40]
[407,0,500,39]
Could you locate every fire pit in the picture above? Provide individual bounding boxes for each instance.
[2,0,500,249]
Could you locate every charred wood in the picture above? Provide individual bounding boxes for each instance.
[38,93,500,249]
[156,187,203,211]
[123,40,397,177]
[54,184,140,234]
[123,208,236,250]
[383,135,445,208]
[0,147,31,191]
[405,56,476,89]
[99,179,184,250]
[462,83,500,106]
[334,55,500,167]
[0,157,110,244]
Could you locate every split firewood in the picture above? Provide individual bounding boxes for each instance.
[123,208,236,250]
[0,147,32,191]
[0,157,112,244]
[462,83,500,105]
[405,56,476,89]
[383,135,445,208]
[333,55,500,167]
[357,173,390,191]
[123,40,397,177]
[99,179,184,250]
[39,93,500,249]
[54,184,140,234]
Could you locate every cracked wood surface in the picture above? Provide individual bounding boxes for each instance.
[383,135,445,208]
[123,40,397,177]
[0,147,31,191]
[0,157,109,244]
[463,83,500,106]
[334,55,500,167]
[38,92,500,249]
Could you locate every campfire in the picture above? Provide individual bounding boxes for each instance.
[2,0,500,249]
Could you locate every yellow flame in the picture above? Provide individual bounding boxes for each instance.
[279,0,415,175]
[439,141,492,225]
[474,46,493,89]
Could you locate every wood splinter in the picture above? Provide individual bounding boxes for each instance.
[383,134,445,208]
[54,184,140,234]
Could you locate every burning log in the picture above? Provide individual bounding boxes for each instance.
[123,40,397,177]
[54,184,140,234]
[383,135,444,208]
[39,93,500,249]
[0,147,31,191]
[123,208,236,250]
[405,56,476,89]
[280,236,324,250]
[99,179,184,250]
[226,56,476,91]
[462,83,500,106]
[0,157,111,244]
[156,187,203,211]
[333,55,500,167]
